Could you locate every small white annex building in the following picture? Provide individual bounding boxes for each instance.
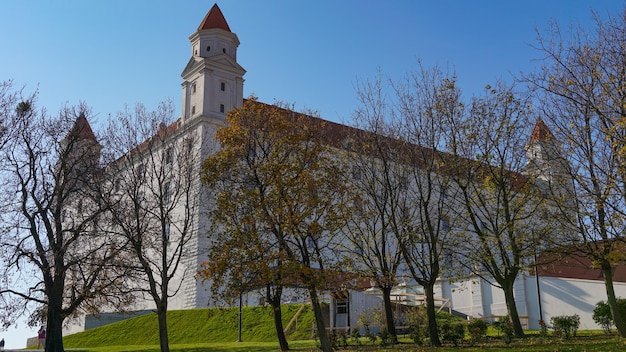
[329,261,626,332]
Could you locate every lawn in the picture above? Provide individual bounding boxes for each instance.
[59,305,625,351]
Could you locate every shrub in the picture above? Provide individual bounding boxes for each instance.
[329,329,348,349]
[593,299,626,334]
[467,319,488,344]
[550,314,580,339]
[440,321,465,346]
[493,316,514,344]
[350,327,361,345]
[379,327,392,346]
[408,323,423,346]
[539,319,548,338]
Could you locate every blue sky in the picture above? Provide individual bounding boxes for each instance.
[0,0,623,348]
[2,1,623,127]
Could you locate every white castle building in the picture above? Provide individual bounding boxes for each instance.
[66,4,626,334]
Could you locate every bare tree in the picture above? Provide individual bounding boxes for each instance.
[447,82,551,338]
[0,88,131,352]
[522,7,626,337]
[344,75,406,345]
[101,101,199,352]
[393,64,463,347]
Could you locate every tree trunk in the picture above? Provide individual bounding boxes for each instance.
[309,287,332,352]
[269,296,289,351]
[380,286,398,344]
[424,283,442,347]
[45,303,65,352]
[502,279,525,338]
[157,305,170,352]
[602,261,626,337]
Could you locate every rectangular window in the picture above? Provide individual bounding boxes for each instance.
[164,221,171,244]
[191,106,196,115]
[399,176,408,190]
[137,163,145,182]
[165,147,173,164]
[441,217,450,233]
[336,302,348,314]
[192,83,197,94]
[352,166,361,181]
[164,181,171,204]
[220,82,225,91]
[220,104,225,113]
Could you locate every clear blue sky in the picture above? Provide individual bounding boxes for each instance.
[0,0,623,348]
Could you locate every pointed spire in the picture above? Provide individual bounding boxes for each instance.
[197,4,231,32]
[529,119,554,143]
[68,113,97,141]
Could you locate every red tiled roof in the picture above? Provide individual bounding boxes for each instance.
[68,113,97,141]
[241,99,530,192]
[529,119,554,143]
[197,4,231,32]
[537,246,626,283]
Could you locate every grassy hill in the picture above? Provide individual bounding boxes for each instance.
[63,304,316,348]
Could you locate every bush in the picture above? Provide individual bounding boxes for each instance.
[551,314,580,339]
[379,327,392,346]
[440,321,465,346]
[405,306,426,346]
[467,319,488,344]
[593,299,626,334]
[350,327,361,345]
[408,323,423,346]
[493,316,514,344]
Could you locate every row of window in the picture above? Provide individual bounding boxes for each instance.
[189,81,227,115]
[191,81,227,94]
[190,104,225,115]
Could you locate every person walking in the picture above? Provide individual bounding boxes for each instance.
[37,326,46,349]
[0,337,5,351]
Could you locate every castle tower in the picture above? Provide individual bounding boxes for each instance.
[525,119,573,198]
[180,4,246,124]
[59,113,102,181]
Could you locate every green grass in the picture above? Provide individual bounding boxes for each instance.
[61,306,626,351]
[63,304,315,348]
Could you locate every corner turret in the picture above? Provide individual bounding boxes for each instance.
[525,119,573,198]
[59,113,102,182]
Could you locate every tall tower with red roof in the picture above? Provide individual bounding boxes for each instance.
[59,113,102,182]
[180,4,245,124]
[525,119,573,197]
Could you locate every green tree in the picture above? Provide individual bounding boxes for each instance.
[201,99,354,352]
[523,7,626,337]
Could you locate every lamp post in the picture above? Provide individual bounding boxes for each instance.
[237,290,243,342]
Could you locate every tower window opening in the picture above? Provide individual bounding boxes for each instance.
[191,106,196,115]
[220,104,225,113]
[222,48,226,53]
[220,82,225,91]
[192,83,196,94]
[207,46,211,51]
